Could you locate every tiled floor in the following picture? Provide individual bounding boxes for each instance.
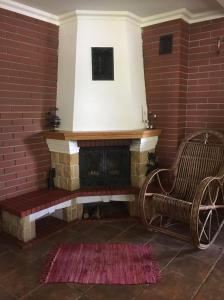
[0,218,223,300]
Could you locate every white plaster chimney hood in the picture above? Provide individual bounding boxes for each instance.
[56,11,148,132]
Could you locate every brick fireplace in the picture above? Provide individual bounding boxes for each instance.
[43,11,162,220]
[45,129,161,217]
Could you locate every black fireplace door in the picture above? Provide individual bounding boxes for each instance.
[79,146,130,187]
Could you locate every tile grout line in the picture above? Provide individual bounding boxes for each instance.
[106,222,138,242]
[160,245,185,272]
[76,287,94,300]
[0,268,20,283]
[132,240,186,300]
[190,248,224,300]
[19,283,45,300]
[132,285,148,300]
[0,281,18,300]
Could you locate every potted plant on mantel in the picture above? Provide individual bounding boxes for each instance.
[46,108,61,131]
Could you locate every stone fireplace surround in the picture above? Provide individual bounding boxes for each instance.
[45,129,161,218]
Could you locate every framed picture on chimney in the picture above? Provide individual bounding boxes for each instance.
[91,47,114,80]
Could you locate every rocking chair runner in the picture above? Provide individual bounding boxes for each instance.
[139,130,224,249]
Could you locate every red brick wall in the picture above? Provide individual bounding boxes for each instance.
[143,19,189,167]
[0,8,58,201]
[143,18,224,167]
[186,18,224,134]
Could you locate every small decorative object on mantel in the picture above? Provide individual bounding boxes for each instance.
[144,111,157,129]
[46,108,61,130]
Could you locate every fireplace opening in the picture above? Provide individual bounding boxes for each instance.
[79,146,130,187]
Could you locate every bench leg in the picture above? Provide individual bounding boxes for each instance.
[62,200,83,222]
[2,211,36,243]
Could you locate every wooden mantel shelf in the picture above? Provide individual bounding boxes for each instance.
[43,129,161,141]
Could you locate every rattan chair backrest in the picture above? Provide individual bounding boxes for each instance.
[172,131,224,202]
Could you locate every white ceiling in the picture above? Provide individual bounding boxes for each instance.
[10,0,224,17]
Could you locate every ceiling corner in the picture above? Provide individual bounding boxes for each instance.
[0,0,59,24]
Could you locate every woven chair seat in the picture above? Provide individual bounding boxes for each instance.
[152,194,192,224]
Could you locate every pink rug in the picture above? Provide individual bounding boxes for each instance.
[42,243,160,284]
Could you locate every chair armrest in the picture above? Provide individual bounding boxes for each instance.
[192,175,223,208]
[197,174,223,192]
[217,166,224,181]
[141,168,175,195]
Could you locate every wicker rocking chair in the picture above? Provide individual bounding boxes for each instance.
[139,130,224,249]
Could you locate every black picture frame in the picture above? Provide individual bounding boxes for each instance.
[91,47,114,80]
